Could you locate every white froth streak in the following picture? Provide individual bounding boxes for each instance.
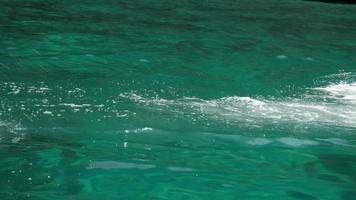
[314,82,356,103]
[122,82,356,128]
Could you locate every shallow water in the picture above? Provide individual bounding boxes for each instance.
[1,0,356,199]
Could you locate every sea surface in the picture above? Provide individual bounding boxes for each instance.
[1,0,356,199]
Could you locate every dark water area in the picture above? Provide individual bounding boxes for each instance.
[1,0,356,199]
[307,0,356,4]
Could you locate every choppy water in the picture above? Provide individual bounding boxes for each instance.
[1,0,356,199]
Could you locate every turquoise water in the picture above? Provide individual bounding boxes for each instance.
[1,0,356,199]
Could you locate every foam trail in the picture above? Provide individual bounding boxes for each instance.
[121,80,356,129]
[314,82,356,103]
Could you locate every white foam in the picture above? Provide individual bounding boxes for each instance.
[122,127,153,133]
[141,127,153,132]
[59,103,91,108]
[315,82,356,103]
[121,81,356,128]
[43,111,52,115]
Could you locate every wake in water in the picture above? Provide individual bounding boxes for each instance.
[1,72,355,143]
[315,82,356,103]
[121,74,356,129]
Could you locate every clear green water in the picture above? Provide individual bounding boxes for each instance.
[1,0,356,199]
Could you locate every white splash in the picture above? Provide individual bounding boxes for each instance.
[121,80,356,128]
[314,82,356,103]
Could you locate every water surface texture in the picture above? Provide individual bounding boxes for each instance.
[1,0,356,199]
